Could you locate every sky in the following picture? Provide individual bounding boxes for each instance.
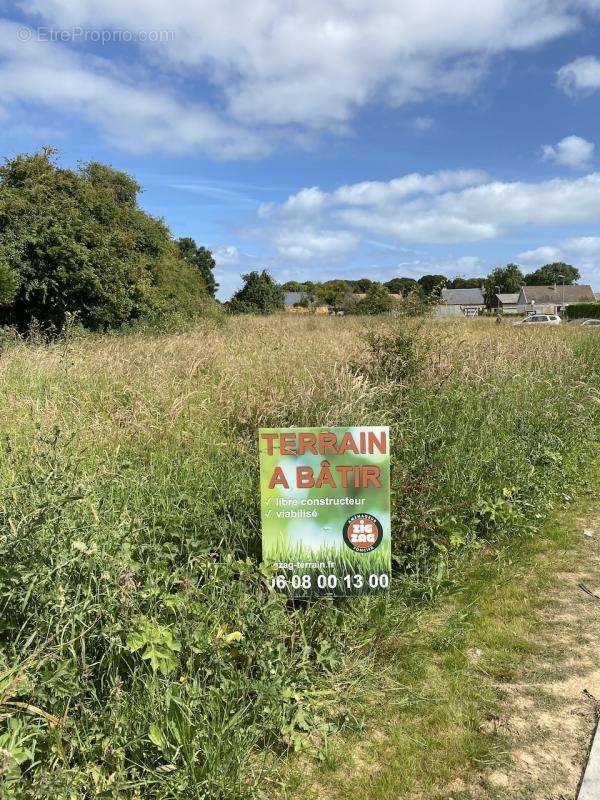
[1,2,600,299]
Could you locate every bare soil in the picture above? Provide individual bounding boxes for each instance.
[471,516,600,800]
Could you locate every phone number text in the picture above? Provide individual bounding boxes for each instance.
[270,573,389,590]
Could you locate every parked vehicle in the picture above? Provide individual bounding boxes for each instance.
[516,314,561,325]
[569,318,600,326]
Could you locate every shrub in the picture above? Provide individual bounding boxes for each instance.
[228,270,284,314]
[349,283,394,315]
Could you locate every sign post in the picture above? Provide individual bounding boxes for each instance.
[259,426,391,597]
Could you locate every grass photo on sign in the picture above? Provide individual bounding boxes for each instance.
[259,427,391,597]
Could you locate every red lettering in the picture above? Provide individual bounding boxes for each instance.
[363,466,382,488]
[260,433,278,456]
[298,432,317,455]
[296,466,314,488]
[280,433,296,455]
[318,432,338,454]
[269,467,289,489]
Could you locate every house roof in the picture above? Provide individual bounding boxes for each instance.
[496,293,520,304]
[519,284,595,304]
[284,291,310,306]
[352,292,367,300]
[352,292,403,301]
[441,287,485,305]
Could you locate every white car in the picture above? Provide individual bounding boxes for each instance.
[517,314,561,325]
[580,318,600,327]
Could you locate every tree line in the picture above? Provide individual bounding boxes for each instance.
[282,261,581,305]
[226,261,582,315]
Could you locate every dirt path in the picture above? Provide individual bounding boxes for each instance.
[469,513,600,800]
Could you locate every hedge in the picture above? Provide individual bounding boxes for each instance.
[564,302,600,320]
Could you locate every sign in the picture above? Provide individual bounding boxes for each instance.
[259,426,391,597]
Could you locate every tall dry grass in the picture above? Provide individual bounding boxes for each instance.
[0,315,598,799]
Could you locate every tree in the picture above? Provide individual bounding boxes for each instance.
[448,277,485,289]
[418,274,447,295]
[177,237,218,297]
[0,149,211,332]
[315,279,352,306]
[525,262,580,286]
[484,263,525,303]
[351,282,394,315]
[353,277,373,292]
[281,280,304,291]
[384,277,420,296]
[228,270,284,314]
[397,290,438,317]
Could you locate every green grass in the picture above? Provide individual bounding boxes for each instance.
[291,467,600,800]
[0,316,599,799]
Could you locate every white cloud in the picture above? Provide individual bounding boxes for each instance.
[332,170,488,206]
[0,20,265,157]
[264,170,600,245]
[518,245,562,263]
[557,55,600,95]
[281,187,328,216]
[272,228,359,261]
[519,236,600,263]
[541,135,594,169]
[518,236,600,282]
[9,0,600,147]
[213,245,240,265]
[260,170,488,221]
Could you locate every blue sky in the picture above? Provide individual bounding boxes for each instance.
[1,2,600,298]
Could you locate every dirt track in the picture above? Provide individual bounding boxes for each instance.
[469,515,600,800]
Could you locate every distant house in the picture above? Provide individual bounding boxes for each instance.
[491,292,521,314]
[351,292,403,302]
[516,284,595,315]
[435,287,485,317]
[284,291,310,309]
[283,291,329,314]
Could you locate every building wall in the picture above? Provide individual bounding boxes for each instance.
[514,303,557,315]
[499,304,521,314]
[434,304,485,317]
[434,304,463,317]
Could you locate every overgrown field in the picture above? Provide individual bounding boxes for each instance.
[0,316,598,799]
